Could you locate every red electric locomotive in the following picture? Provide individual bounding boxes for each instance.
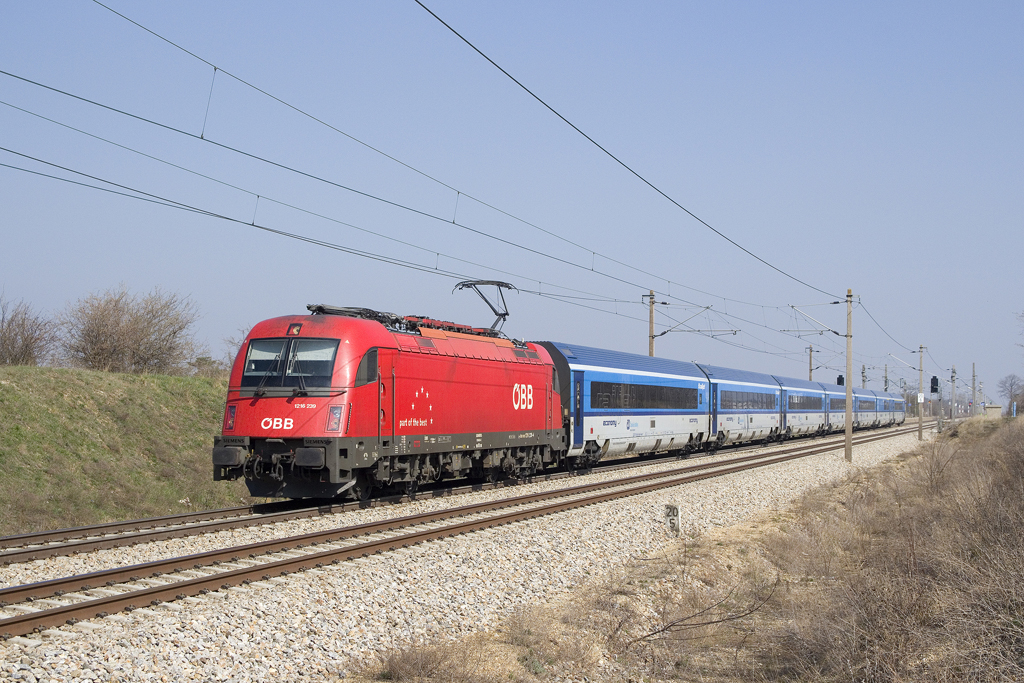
[212,306,566,499]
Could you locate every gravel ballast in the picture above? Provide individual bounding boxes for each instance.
[1,430,928,682]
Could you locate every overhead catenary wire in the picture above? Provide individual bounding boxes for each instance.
[0,154,647,330]
[6,64,861,357]
[413,0,842,300]
[0,158,472,280]
[0,96,853,366]
[0,17,934,372]
[7,149,924,377]
[0,68,721,312]
[0,100,635,307]
[0,145,653,314]
[0,65,899,364]
[857,298,915,353]
[87,0,779,311]
[0,147,841,365]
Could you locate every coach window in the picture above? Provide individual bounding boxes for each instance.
[590,381,698,410]
[354,348,378,387]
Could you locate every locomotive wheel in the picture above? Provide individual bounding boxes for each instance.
[405,480,418,498]
[351,474,374,502]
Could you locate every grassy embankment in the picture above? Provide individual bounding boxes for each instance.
[360,417,1024,683]
[0,365,251,536]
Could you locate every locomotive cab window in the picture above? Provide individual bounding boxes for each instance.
[241,338,339,390]
[354,348,378,387]
[284,339,338,388]
[243,339,288,385]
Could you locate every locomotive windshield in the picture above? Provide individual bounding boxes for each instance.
[241,338,339,390]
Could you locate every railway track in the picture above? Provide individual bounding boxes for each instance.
[0,423,928,565]
[0,424,925,639]
[0,453,672,565]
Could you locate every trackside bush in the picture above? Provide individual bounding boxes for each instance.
[58,285,200,375]
[0,295,56,366]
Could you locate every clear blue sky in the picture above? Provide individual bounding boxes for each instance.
[1,1,1021,403]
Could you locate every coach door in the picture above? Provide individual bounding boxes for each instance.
[572,370,584,447]
[780,389,788,431]
[710,383,719,436]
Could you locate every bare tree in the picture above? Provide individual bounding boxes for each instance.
[999,374,1023,415]
[222,326,252,369]
[58,285,200,374]
[0,295,57,366]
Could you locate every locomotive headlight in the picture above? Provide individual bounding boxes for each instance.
[225,405,237,431]
[326,405,343,432]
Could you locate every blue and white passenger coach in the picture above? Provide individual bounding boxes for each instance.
[776,376,827,437]
[852,387,878,428]
[536,341,908,468]
[538,342,711,464]
[819,381,849,433]
[696,365,782,446]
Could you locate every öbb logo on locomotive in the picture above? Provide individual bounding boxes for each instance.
[211,304,906,500]
[512,383,533,410]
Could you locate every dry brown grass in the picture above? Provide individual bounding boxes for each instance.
[750,418,1024,682]
[351,636,525,682]
[353,418,1024,682]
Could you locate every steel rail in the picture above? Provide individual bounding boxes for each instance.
[0,445,683,560]
[0,425,922,638]
[0,502,351,565]
[0,423,923,563]
[1,423,924,565]
[0,425,922,604]
[0,500,308,551]
[1,423,925,564]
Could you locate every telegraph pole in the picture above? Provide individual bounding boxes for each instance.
[648,290,655,357]
[918,345,924,440]
[808,345,814,381]
[884,364,888,392]
[845,289,853,462]
[861,364,867,389]
[972,363,976,417]
[949,367,954,420]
